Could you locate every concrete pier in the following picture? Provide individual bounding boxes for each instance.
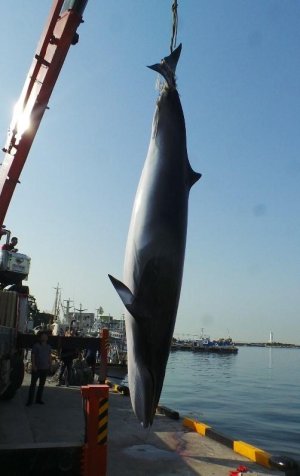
[0,374,280,475]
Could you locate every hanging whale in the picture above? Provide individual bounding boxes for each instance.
[109,44,200,427]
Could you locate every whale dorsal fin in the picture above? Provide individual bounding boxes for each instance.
[189,169,201,188]
[186,159,201,188]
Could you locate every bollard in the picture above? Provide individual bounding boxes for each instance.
[98,328,109,384]
[81,385,109,476]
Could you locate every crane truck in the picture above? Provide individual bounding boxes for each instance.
[0,0,88,399]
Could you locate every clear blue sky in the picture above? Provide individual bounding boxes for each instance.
[0,1,299,343]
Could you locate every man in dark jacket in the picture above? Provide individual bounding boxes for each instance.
[57,329,77,386]
[26,331,51,405]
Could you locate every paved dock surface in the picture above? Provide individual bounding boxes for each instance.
[0,374,280,475]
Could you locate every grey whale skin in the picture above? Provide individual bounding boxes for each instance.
[109,44,200,427]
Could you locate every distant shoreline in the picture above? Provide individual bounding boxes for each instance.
[236,342,300,349]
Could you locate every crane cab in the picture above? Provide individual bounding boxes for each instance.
[0,230,30,287]
[0,251,30,286]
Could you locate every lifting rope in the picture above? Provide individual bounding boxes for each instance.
[170,0,178,53]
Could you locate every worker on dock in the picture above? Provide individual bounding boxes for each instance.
[26,331,51,406]
[57,328,77,386]
[84,344,97,380]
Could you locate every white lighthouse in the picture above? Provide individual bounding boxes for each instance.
[269,331,274,344]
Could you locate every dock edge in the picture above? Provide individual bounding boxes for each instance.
[183,417,272,468]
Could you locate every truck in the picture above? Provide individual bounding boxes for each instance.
[0,0,88,398]
[0,290,29,400]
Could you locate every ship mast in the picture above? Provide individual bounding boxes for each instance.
[52,283,61,322]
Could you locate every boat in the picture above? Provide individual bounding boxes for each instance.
[106,335,128,383]
[193,337,238,354]
[106,362,127,382]
[171,339,194,351]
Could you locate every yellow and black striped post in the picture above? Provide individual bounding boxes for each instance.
[81,385,109,476]
[97,396,108,445]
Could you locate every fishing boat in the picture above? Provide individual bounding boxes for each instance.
[171,339,194,351]
[106,329,128,382]
[94,345,128,384]
[193,337,238,354]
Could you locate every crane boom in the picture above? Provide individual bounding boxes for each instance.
[0,0,88,228]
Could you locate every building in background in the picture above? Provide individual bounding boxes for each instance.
[70,312,95,333]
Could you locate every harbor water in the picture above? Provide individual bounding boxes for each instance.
[159,346,300,459]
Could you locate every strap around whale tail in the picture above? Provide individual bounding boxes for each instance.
[147,43,182,89]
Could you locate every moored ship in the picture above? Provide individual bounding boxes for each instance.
[171,336,238,354]
[193,337,238,354]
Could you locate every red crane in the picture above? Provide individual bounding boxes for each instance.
[0,0,88,229]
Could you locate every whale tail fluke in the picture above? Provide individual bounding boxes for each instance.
[147,43,182,88]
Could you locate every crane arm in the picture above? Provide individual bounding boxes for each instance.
[0,0,88,228]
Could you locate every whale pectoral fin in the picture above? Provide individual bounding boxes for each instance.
[108,274,146,322]
[108,274,135,307]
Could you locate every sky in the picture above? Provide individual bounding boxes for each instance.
[0,1,299,343]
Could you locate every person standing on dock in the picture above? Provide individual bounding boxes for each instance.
[84,344,97,380]
[26,331,51,406]
[56,329,77,386]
